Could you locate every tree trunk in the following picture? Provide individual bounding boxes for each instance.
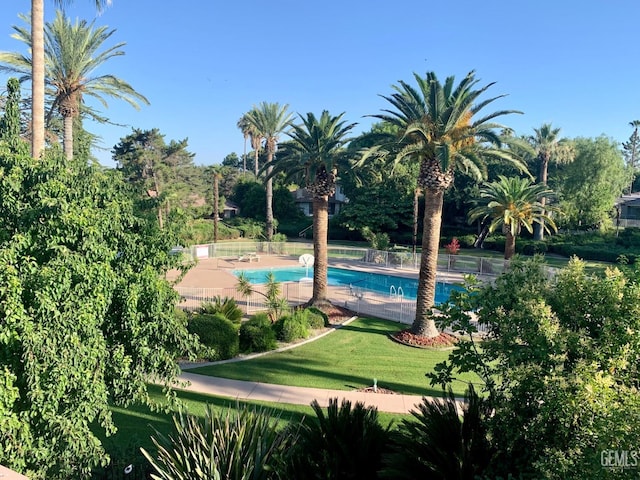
[504,231,516,259]
[310,195,329,305]
[411,188,444,338]
[254,149,259,177]
[63,114,74,160]
[413,187,420,254]
[533,156,549,240]
[31,0,45,158]
[265,161,274,241]
[213,173,219,243]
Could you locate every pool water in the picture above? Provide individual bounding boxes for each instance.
[232,266,460,304]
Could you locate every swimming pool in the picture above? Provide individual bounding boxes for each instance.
[232,266,460,304]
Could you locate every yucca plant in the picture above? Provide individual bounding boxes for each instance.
[142,404,295,480]
[198,296,243,324]
[285,397,391,479]
[381,384,493,479]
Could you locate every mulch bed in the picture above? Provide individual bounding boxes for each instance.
[390,329,458,348]
[317,304,357,325]
[357,386,397,395]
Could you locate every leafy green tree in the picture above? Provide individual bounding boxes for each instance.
[468,176,557,259]
[113,128,196,229]
[269,110,355,305]
[527,123,574,239]
[622,120,640,193]
[363,70,526,338]
[0,138,195,478]
[556,136,628,229]
[430,257,640,478]
[0,10,148,160]
[0,78,26,151]
[246,102,293,241]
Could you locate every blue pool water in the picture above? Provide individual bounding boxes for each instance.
[232,266,460,304]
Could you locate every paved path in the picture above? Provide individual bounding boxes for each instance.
[176,372,428,414]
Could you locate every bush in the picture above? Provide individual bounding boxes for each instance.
[199,296,243,324]
[274,314,309,343]
[187,313,239,360]
[143,405,295,480]
[304,308,327,329]
[519,240,548,256]
[285,398,390,479]
[239,314,278,353]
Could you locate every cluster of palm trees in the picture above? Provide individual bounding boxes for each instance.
[3,2,561,341]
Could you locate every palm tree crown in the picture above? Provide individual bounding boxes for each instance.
[1,10,149,159]
[468,175,557,259]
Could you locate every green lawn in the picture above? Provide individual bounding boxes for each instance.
[186,317,481,398]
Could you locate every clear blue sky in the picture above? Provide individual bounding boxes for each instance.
[1,1,639,168]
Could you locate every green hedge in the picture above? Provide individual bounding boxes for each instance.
[239,314,277,353]
[187,313,239,360]
[274,314,309,343]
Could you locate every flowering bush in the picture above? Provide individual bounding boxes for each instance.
[445,237,461,255]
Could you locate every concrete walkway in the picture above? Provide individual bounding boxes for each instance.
[176,372,428,414]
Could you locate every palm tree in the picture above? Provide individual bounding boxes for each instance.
[0,11,149,160]
[468,176,557,259]
[267,110,355,305]
[246,102,293,241]
[364,71,526,338]
[236,114,251,175]
[29,0,112,158]
[528,123,573,240]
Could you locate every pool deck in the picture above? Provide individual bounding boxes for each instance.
[168,254,469,290]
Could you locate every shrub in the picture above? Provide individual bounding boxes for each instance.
[274,314,309,343]
[142,404,295,480]
[306,306,329,327]
[187,313,239,360]
[199,296,243,324]
[304,308,326,329]
[239,314,278,353]
[444,237,461,255]
[285,398,390,479]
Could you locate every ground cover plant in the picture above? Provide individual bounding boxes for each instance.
[187,317,480,397]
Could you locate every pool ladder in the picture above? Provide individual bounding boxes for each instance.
[389,285,404,299]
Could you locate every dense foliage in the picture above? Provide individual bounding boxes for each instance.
[0,143,195,478]
[430,257,640,478]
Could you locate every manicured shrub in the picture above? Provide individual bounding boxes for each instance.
[306,306,329,327]
[285,398,390,479]
[143,405,295,480]
[304,308,326,329]
[187,313,239,360]
[199,296,243,324]
[274,314,309,343]
[239,314,278,353]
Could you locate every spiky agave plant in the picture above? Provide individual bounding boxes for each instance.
[142,404,295,480]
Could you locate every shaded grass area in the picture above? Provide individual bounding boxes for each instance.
[96,383,407,477]
[187,317,481,397]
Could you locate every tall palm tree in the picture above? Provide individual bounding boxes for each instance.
[364,71,526,338]
[236,114,250,175]
[29,0,112,158]
[0,11,149,160]
[246,102,293,241]
[268,110,356,305]
[468,176,557,259]
[528,123,573,240]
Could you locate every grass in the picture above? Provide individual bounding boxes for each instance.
[186,316,481,398]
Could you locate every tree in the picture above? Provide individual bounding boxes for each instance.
[112,128,196,229]
[0,78,25,150]
[212,166,222,242]
[0,11,149,160]
[236,115,250,175]
[363,70,526,338]
[0,128,195,477]
[28,0,112,158]
[429,257,640,478]
[246,102,293,241]
[555,136,628,229]
[268,110,355,305]
[528,123,574,240]
[468,176,557,259]
[622,120,640,193]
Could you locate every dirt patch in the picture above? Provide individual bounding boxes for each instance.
[357,386,397,395]
[390,330,458,348]
[318,304,357,325]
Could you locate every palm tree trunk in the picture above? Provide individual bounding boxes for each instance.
[254,150,259,177]
[412,188,443,338]
[311,195,329,305]
[63,114,74,160]
[265,153,274,241]
[504,231,516,259]
[533,156,549,240]
[31,0,45,158]
[413,186,420,254]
